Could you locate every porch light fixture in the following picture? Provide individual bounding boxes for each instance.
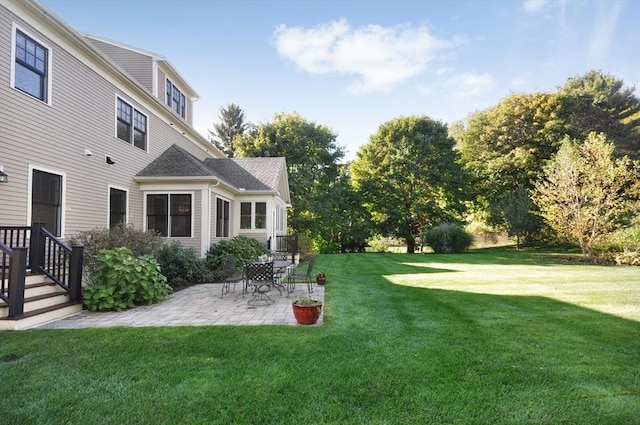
[0,170,8,183]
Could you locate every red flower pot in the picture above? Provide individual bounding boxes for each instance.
[292,302,323,325]
[316,276,326,285]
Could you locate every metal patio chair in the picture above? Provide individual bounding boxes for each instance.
[286,254,316,294]
[220,255,243,298]
[244,261,279,305]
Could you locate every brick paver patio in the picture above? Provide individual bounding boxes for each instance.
[37,283,324,329]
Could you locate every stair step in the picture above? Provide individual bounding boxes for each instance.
[1,291,70,314]
[23,281,62,298]
[0,302,83,330]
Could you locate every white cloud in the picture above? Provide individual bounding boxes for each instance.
[445,72,496,99]
[273,19,459,94]
[522,0,550,14]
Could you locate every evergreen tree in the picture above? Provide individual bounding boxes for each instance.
[209,103,247,157]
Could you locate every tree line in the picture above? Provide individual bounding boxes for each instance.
[209,71,640,256]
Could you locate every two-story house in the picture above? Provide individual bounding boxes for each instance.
[0,0,291,258]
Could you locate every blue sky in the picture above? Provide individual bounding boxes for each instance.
[42,0,640,161]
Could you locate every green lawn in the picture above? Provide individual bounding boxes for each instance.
[1,248,638,424]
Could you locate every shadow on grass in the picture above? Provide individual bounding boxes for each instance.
[414,246,590,267]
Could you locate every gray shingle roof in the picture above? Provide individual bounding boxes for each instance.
[136,144,217,177]
[137,144,285,191]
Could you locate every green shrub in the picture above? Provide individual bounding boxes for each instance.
[205,236,269,279]
[296,234,314,261]
[83,247,171,312]
[367,235,406,253]
[312,236,341,254]
[464,221,508,247]
[599,223,640,252]
[423,223,473,254]
[613,250,640,266]
[156,241,212,286]
[69,224,164,276]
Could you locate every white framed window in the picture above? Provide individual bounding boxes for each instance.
[108,186,128,228]
[166,79,186,118]
[276,205,286,232]
[116,96,148,151]
[146,193,192,237]
[11,23,52,104]
[216,197,230,238]
[240,201,267,230]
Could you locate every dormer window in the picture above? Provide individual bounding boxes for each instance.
[166,79,185,118]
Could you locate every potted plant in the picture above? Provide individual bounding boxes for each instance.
[315,271,327,285]
[292,295,323,325]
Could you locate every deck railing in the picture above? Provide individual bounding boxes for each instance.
[267,234,298,263]
[0,223,83,319]
[0,242,27,318]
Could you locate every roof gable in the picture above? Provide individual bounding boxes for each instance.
[136,144,215,177]
[81,33,199,99]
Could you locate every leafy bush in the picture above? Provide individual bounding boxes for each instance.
[613,250,640,266]
[83,247,171,311]
[68,224,164,276]
[205,236,269,279]
[464,221,509,248]
[312,236,341,254]
[367,235,406,253]
[156,241,212,286]
[598,223,640,252]
[423,223,473,254]
[296,234,314,261]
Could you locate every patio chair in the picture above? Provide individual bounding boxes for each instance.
[286,254,316,294]
[244,261,279,305]
[270,252,291,262]
[221,255,243,298]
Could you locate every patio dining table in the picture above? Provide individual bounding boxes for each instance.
[245,260,296,299]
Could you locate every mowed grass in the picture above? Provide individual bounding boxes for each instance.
[0,248,638,424]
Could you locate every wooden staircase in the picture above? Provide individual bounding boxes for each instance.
[0,274,83,330]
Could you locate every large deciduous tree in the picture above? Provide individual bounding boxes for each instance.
[308,164,372,253]
[458,92,565,196]
[234,113,346,244]
[351,116,467,253]
[558,71,640,160]
[456,71,640,242]
[209,103,247,157]
[456,92,565,236]
[532,133,638,256]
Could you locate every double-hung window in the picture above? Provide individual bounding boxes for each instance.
[116,97,147,151]
[240,202,267,230]
[146,194,192,237]
[13,27,50,103]
[166,79,186,118]
[240,203,252,229]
